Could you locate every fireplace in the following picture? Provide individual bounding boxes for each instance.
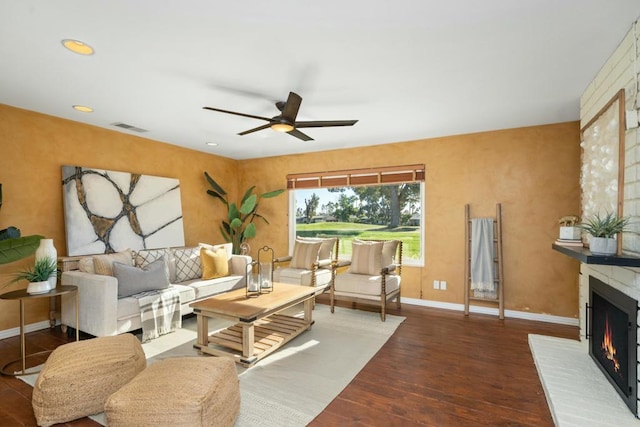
[588,276,638,415]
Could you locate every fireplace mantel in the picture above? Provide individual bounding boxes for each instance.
[552,244,640,267]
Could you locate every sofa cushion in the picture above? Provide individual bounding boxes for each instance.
[117,284,195,320]
[348,240,383,275]
[199,242,233,260]
[172,246,202,283]
[93,249,133,276]
[200,246,229,280]
[290,240,322,269]
[133,248,172,281]
[184,275,245,300]
[113,259,170,298]
[78,257,95,274]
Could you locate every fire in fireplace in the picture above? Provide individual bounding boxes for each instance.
[589,276,638,416]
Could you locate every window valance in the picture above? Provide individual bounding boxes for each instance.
[286,164,425,189]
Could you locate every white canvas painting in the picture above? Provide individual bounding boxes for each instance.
[62,166,186,256]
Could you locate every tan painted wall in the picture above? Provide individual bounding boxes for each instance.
[0,105,238,330]
[239,122,581,318]
[0,103,581,333]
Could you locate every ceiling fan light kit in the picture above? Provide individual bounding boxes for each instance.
[204,91,358,141]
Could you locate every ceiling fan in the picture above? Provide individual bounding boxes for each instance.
[203,91,358,141]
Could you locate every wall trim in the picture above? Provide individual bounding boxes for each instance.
[401,297,579,327]
[0,320,53,340]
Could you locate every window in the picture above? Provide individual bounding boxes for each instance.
[287,165,424,265]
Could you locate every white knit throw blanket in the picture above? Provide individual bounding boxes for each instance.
[134,287,182,342]
[471,218,497,299]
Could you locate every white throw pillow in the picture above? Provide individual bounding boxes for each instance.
[297,237,337,261]
[348,240,383,275]
[381,240,399,268]
[172,247,202,283]
[93,249,133,276]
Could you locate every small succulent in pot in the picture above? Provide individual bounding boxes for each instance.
[4,256,59,293]
[578,211,630,238]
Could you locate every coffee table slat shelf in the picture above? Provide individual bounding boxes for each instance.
[191,283,316,367]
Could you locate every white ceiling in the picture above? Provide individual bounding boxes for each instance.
[2,1,639,160]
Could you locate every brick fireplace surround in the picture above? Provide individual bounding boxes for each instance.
[530,263,640,426]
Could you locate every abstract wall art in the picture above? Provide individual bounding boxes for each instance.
[62,166,186,256]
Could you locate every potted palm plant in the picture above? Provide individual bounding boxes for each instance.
[6,256,58,294]
[579,212,630,255]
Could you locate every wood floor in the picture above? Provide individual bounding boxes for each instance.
[0,298,577,426]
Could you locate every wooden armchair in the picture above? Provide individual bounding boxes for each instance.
[330,239,402,321]
[272,237,339,294]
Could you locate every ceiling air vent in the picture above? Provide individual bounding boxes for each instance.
[111,122,148,133]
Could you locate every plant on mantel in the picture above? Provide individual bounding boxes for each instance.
[204,172,285,255]
[578,211,631,255]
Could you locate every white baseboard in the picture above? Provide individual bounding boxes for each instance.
[0,320,54,340]
[401,297,579,327]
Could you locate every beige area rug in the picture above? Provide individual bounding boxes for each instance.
[20,304,404,426]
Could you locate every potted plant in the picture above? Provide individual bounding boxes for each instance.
[6,256,58,294]
[204,172,285,255]
[579,211,630,255]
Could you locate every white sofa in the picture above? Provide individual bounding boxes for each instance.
[61,244,250,337]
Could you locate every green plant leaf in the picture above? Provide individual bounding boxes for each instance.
[240,186,256,205]
[206,189,228,206]
[239,194,257,215]
[0,235,44,265]
[228,203,240,222]
[244,222,257,239]
[230,218,243,229]
[261,189,285,198]
[204,172,226,196]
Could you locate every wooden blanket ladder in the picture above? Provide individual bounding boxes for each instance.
[464,203,504,319]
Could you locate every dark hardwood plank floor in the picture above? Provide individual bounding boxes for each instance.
[0,298,577,426]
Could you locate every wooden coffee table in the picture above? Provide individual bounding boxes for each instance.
[190,282,316,367]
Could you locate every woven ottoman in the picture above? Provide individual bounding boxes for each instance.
[32,333,146,427]
[105,357,240,427]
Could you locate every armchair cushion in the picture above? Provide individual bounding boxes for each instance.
[382,240,400,267]
[93,249,133,276]
[200,246,229,279]
[274,267,332,287]
[290,240,322,269]
[297,236,337,261]
[348,240,383,275]
[113,259,170,298]
[334,272,401,297]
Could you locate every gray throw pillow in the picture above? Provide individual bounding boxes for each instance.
[113,259,170,298]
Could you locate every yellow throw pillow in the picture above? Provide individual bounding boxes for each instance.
[200,247,229,280]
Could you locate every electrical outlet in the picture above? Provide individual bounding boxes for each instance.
[440,281,447,290]
[433,280,440,290]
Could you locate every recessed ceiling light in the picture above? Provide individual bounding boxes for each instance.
[206,142,218,146]
[72,105,93,113]
[62,39,94,55]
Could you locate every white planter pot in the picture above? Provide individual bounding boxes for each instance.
[589,237,617,255]
[27,280,52,295]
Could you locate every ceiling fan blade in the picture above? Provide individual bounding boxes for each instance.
[287,128,313,141]
[294,119,358,128]
[238,123,272,136]
[203,106,272,122]
[281,92,302,122]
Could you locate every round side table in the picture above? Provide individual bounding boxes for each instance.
[0,285,78,376]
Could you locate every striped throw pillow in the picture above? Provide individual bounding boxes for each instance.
[290,240,322,269]
[348,240,383,275]
[93,249,133,276]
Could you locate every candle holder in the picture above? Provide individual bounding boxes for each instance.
[246,260,260,298]
[258,246,274,293]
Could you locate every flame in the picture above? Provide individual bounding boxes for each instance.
[601,315,621,372]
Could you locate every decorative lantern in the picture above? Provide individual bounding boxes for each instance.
[258,246,274,293]
[246,260,260,298]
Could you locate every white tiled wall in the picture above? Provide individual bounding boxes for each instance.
[581,19,640,255]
